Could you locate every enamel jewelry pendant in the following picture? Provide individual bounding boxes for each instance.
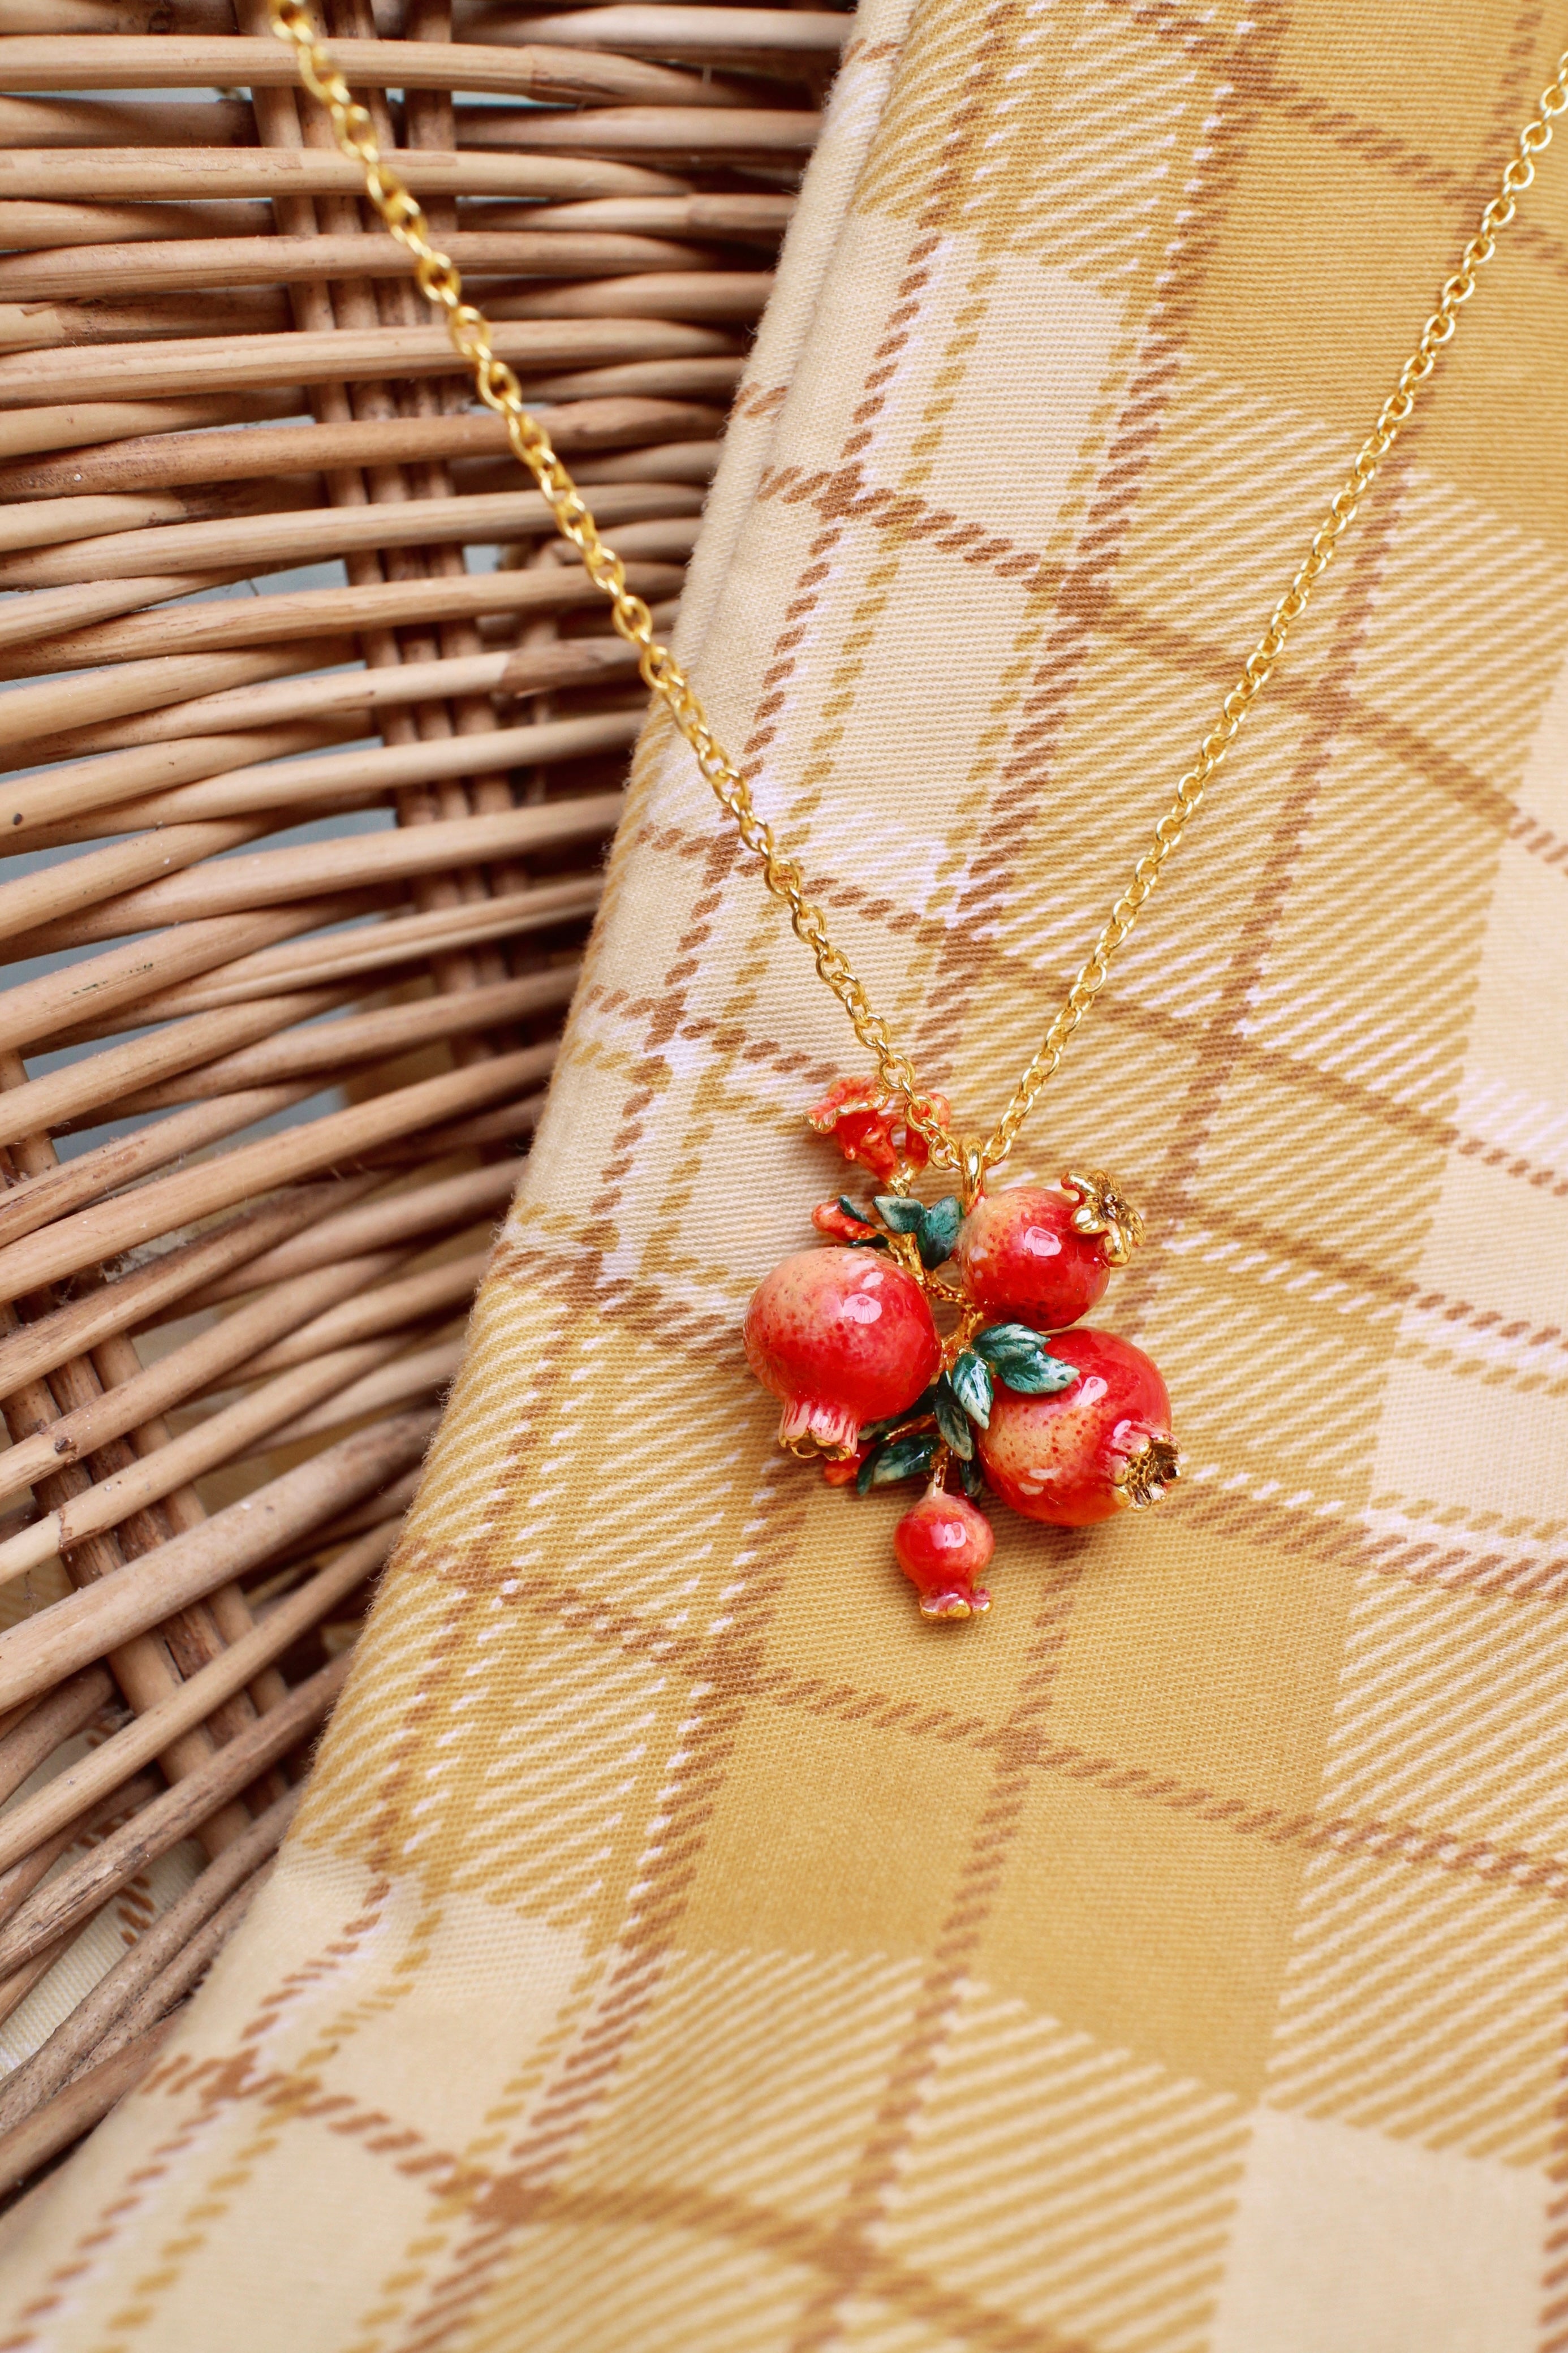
[744,1082,1181,1623]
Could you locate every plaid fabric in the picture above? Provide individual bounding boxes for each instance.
[6,3,1568,2345]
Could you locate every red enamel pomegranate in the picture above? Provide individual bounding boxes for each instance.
[744,1248,941,1459]
[954,1184,1112,1331]
[977,1326,1175,1527]
[894,1489,995,1620]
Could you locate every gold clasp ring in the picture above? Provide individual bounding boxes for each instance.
[958,1136,988,1212]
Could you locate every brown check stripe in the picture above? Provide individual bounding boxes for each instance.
[6,1,1568,2345]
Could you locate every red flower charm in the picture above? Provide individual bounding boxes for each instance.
[805,1079,950,1182]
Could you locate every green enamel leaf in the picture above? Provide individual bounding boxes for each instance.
[872,1193,925,1234]
[838,1195,869,1221]
[972,1322,1046,1368]
[999,1348,1078,1395]
[860,1386,937,1445]
[973,1323,1077,1394]
[948,1348,993,1428]
[869,1432,938,1487]
[915,1195,963,1269]
[932,1377,973,1460]
[959,1454,988,1501]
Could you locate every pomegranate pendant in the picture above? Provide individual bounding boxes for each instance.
[743,1080,1181,1623]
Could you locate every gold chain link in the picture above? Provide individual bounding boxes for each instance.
[267,0,1567,1180]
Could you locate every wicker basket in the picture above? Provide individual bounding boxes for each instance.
[0,0,839,2201]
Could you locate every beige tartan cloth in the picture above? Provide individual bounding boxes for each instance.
[6,3,1568,2345]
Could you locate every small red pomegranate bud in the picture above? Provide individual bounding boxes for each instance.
[976,1326,1177,1527]
[954,1184,1113,1331]
[744,1248,941,1460]
[811,1199,878,1243]
[894,1488,994,1620]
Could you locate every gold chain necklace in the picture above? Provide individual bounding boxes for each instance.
[269,3,1567,1618]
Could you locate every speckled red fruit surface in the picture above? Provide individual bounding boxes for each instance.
[954,1185,1112,1331]
[744,1248,941,1459]
[894,1489,995,1620]
[977,1326,1171,1527]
